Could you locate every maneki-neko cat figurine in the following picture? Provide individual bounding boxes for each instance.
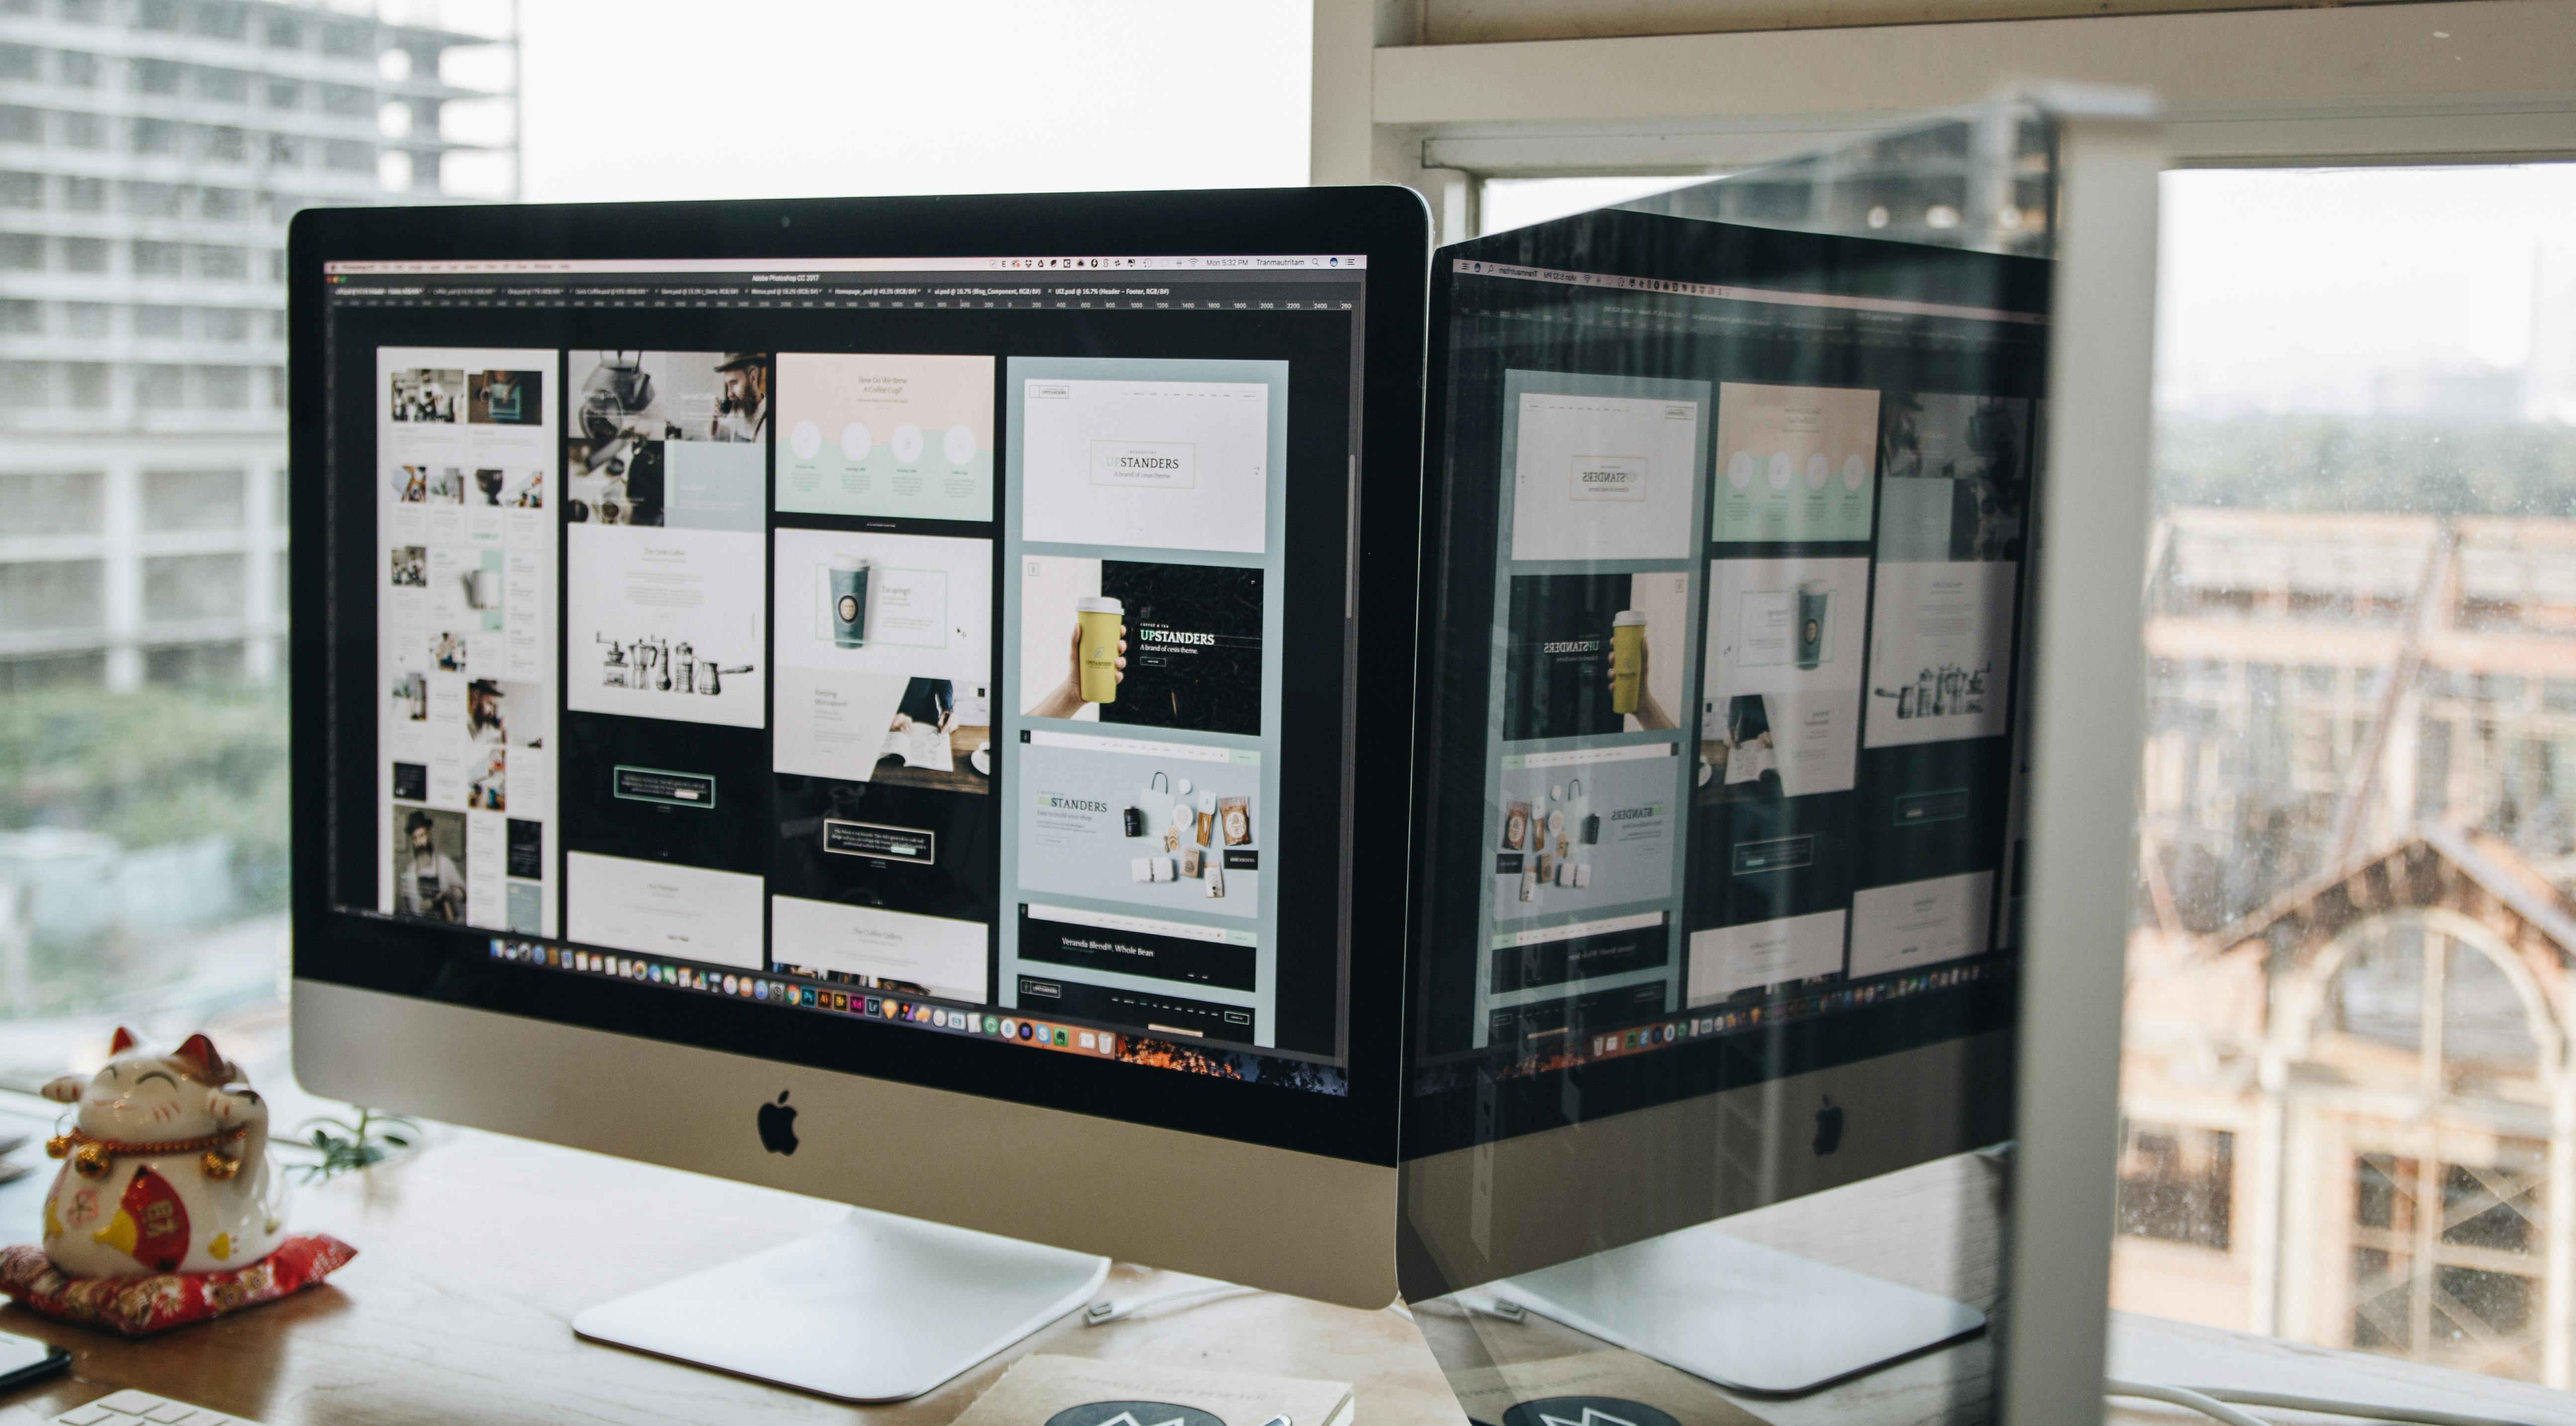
[36,1030,286,1278]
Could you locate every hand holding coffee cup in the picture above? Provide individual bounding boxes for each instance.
[1027,604,1127,720]
[1603,612,1677,731]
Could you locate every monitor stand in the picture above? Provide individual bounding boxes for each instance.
[573,1205,1109,1402]
[1487,1223,1986,1397]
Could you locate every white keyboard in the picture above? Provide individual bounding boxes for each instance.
[48,1390,260,1426]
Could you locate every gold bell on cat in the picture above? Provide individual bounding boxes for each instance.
[42,1133,68,1162]
[200,1150,239,1181]
[72,1140,109,1178]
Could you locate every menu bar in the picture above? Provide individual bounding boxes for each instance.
[328,254,1367,276]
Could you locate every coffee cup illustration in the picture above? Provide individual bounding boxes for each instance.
[829,559,871,648]
[1077,596,1123,704]
[1610,610,1648,714]
[1795,581,1829,670]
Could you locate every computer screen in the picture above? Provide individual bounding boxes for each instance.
[300,215,1409,1119]
[1401,199,2050,1281]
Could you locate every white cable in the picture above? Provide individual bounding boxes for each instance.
[2109,1380,2545,1426]
[2184,1388,2544,1426]
[1082,1282,1257,1326]
[2106,1380,2272,1426]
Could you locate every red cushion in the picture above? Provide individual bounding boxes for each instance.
[0,1234,356,1337]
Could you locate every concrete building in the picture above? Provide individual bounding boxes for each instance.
[0,0,516,691]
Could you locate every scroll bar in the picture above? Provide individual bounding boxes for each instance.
[1345,454,1360,620]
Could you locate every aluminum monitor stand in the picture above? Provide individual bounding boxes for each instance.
[574,1205,1108,1402]
[1489,1222,1986,1397]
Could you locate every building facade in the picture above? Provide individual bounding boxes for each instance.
[0,0,516,690]
[2119,507,2576,1385]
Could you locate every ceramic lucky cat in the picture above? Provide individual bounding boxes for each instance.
[37,1030,286,1278]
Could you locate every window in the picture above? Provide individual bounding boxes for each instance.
[195,243,246,280]
[60,362,106,408]
[0,474,104,535]
[199,306,246,341]
[0,360,45,409]
[143,469,244,530]
[131,240,182,277]
[2117,164,2576,1391]
[2117,1121,2234,1251]
[193,67,247,104]
[319,21,371,59]
[0,171,41,209]
[0,106,40,142]
[0,561,105,634]
[142,553,244,624]
[130,57,182,94]
[59,237,103,272]
[196,364,248,408]
[63,302,107,336]
[125,180,181,217]
[193,1,243,42]
[0,298,39,333]
[133,303,180,337]
[134,363,183,409]
[61,173,103,209]
[0,233,39,269]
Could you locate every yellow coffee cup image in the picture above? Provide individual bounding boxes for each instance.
[1077,596,1125,705]
[1610,610,1647,715]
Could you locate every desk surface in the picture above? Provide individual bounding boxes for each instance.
[0,1124,1464,1426]
[0,1099,2568,1424]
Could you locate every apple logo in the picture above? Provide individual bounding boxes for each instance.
[1812,1095,1843,1157]
[757,1090,799,1156]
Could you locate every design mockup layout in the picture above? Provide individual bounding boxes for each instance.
[326,250,1372,1092]
[565,351,769,729]
[773,528,992,785]
[776,353,995,523]
[1507,381,1706,563]
[1863,561,2016,748]
[1017,376,1272,555]
[1701,556,1871,797]
[1420,247,2041,1073]
[1711,383,1880,544]
[376,346,559,937]
[999,356,1291,1044]
[1492,742,1680,923]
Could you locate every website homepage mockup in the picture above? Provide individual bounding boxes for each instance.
[327,256,1366,1094]
[1421,256,2046,1085]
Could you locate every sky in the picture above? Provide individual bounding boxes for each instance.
[2157,165,2576,416]
[493,4,2576,423]
[513,0,1310,202]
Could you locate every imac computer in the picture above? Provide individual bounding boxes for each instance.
[1394,104,2156,1423]
[285,187,1431,1402]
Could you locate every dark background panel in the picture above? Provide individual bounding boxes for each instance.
[1499,573,1632,742]
[1851,738,2012,889]
[559,711,769,872]
[1098,561,1265,736]
[769,774,996,923]
[1685,792,1860,932]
